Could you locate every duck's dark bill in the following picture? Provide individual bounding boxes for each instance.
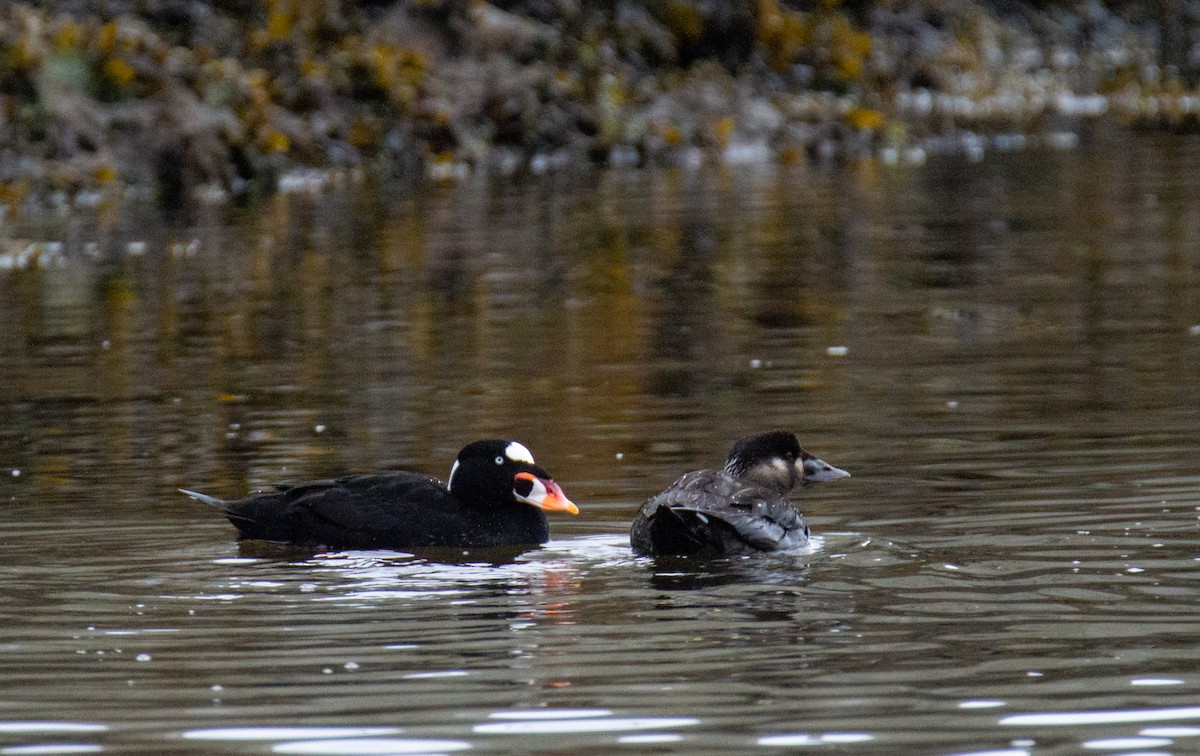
[513,472,579,515]
[800,454,851,483]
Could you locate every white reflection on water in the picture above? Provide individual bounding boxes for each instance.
[0,725,107,734]
[536,535,645,565]
[323,590,470,601]
[400,670,467,679]
[1081,736,1172,749]
[271,739,471,755]
[617,734,683,744]
[101,628,179,636]
[959,700,1007,709]
[488,709,611,720]
[473,717,699,734]
[1002,706,1200,726]
[757,733,875,746]
[183,727,401,740]
[0,746,104,755]
[306,536,635,602]
[1141,727,1200,737]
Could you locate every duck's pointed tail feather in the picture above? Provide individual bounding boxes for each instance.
[179,488,226,509]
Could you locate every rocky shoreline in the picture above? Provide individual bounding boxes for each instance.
[1,1,1198,206]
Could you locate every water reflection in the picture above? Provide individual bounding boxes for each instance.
[643,548,817,591]
[183,728,402,741]
[270,739,470,755]
[1002,706,1200,726]
[2,133,1200,754]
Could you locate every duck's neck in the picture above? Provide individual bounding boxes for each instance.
[469,503,550,546]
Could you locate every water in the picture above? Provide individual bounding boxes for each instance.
[2,129,1200,755]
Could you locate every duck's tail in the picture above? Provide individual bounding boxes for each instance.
[179,488,226,509]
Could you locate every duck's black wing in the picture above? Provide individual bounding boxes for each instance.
[630,469,808,556]
[221,472,469,549]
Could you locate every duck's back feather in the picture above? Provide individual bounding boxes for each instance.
[630,469,808,556]
[216,472,548,549]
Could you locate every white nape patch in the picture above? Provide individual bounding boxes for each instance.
[505,441,535,464]
[447,459,461,491]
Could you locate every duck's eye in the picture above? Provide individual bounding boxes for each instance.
[495,456,505,465]
[513,473,535,498]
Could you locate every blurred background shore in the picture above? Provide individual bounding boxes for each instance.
[3,0,1200,205]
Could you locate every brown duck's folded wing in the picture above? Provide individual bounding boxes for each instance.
[632,470,807,555]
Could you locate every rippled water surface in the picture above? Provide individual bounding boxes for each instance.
[3,132,1200,755]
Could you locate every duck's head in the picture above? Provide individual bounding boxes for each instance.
[724,431,850,493]
[447,440,578,515]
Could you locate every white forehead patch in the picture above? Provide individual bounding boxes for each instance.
[505,441,535,464]
[447,458,461,490]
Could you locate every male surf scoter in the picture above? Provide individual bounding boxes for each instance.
[181,439,577,549]
[630,431,849,557]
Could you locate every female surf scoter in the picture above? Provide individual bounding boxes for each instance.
[181,440,577,549]
[630,431,849,557]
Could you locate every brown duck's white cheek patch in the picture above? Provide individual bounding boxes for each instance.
[752,458,790,480]
[504,442,535,464]
[743,458,799,490]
